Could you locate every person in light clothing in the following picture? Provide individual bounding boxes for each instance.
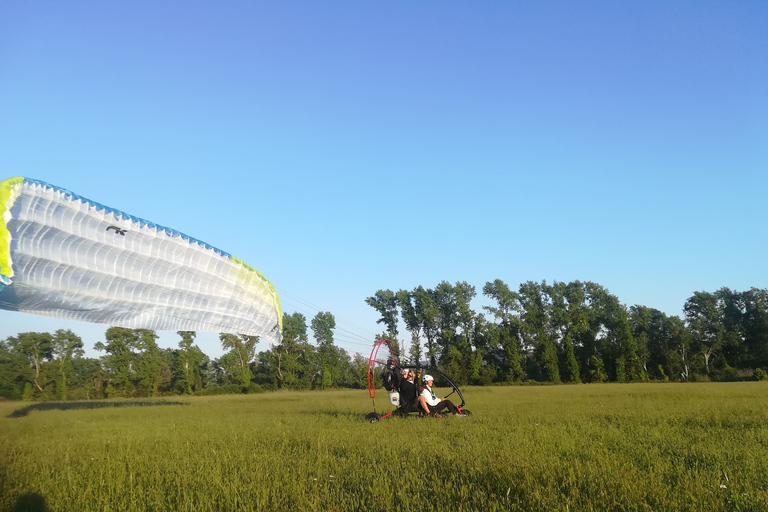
[418,375,463,416]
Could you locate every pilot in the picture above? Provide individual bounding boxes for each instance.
[398,369,419,411]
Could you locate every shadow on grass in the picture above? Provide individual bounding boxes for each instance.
[300,410,368,421]
[7,400,188,418]
[11,493,50,512]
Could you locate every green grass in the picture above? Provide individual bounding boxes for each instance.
[2,383,768,511]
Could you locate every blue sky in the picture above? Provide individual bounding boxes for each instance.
[1,1,766,359]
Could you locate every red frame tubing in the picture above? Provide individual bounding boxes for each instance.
[367,338,398,399]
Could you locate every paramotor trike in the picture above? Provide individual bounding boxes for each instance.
[365,338,472,423]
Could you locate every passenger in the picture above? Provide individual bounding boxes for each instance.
[418,374,463,416]
[398,369,419,411]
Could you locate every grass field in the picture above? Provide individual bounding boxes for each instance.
[2,383,767,511]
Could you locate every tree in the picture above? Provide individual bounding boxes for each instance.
[0,339,31,400]
[684,291,725,375]
[176,331,197,394]
[716,287,749,369]
[191,347,209,392]
[220,333,259,391]
[546,281,584,383]
[51,329,84,400]
[577,282,644,382]
[632,307,689,381]
[157,348,174,393]
[310,311,336,346]
[134,330,163,396]
[259,312,313,390]
[740,288,768,370]
[433,281,460,352]
[94,328,162,397]
[311,311,338,389]
[587,353,608,383]
[629,305,652,374]
[345,353,369,389]
[397,289,422,364]
[482,279,525,382]
[431,281,476,382]
[518,281,560,383]
[413,286,440,366]
[7,332,54,399]
[70,357,105,399]
[365,290,399,341]
[282,312,313,389]
[607,300,644,381]
[95,327,139,396]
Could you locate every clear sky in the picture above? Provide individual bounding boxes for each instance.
[1,1,766,360]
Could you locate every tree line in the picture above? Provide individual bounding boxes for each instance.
[366,280,768,385]
[2,280,767,400]
[0,311,369,401]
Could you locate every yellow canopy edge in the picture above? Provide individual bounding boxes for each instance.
[0,176,24,278]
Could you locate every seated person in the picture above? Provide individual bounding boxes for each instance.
[397,369,419,412]
[418,374,462,416]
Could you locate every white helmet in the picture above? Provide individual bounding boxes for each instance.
[422,374,434,383]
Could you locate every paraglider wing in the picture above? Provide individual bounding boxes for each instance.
[0,177,282,344]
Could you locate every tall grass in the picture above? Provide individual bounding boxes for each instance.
[1,383,767,511]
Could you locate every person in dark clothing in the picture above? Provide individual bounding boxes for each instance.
[397,369,419,412]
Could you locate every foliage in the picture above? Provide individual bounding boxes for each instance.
[4,282,768,399]
[4,331,53,399]
[311,311,340,389]
[51,329,84,400]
